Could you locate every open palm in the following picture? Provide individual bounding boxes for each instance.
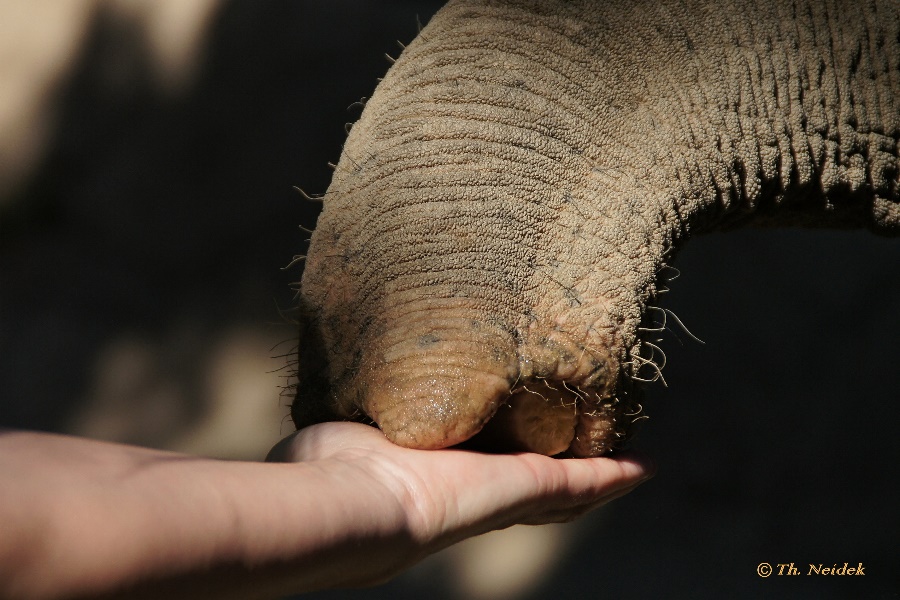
[269,421,654,583]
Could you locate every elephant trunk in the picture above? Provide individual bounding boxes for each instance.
[294,0,899,456]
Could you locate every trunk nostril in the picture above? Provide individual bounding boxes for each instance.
[478,384,580,455]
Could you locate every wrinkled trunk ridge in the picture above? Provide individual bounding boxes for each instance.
[294,0,898,456]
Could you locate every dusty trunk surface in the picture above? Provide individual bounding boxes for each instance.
[293,0,899,456]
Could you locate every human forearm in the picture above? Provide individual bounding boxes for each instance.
[0,423,653,599]
[0,431,413,600]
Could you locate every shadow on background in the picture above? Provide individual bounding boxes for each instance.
[1,0,444,455]
[0,2,897,598]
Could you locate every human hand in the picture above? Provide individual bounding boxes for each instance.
[268,422,654,585]
[0,422,655,599]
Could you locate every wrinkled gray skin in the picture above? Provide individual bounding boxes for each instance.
[293,0,899,456]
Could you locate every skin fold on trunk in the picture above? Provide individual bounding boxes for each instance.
[292,0,899,457]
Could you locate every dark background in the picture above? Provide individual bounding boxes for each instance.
[1,2,897,598]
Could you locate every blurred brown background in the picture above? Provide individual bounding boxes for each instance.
[1,2,898,598]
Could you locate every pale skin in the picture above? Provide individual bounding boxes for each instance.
[0,423,653,600]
